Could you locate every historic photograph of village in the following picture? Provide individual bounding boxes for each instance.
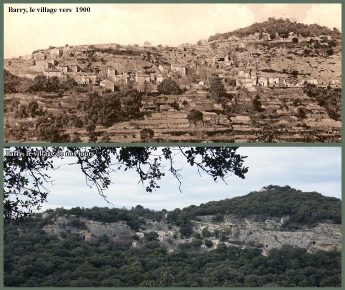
[4,3,341,143]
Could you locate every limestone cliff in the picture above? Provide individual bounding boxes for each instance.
[43,213,341,256]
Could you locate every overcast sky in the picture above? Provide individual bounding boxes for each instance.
[33,147,342,212]
[4,3,342,58]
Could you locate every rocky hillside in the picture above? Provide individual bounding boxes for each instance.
[4,185,342,287]
[38,185,341,255]
[41,211,341,257]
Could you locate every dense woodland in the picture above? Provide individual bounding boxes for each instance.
[172,185,341,231]
[4,186,341,287]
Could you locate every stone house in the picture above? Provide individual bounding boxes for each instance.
[100,79,116,92]
[114,73,130,85]
[135,73,151,84]
[43,69,62,78]
[32,51,46,60]
[268,77,280,87]
[107,67,118,81]
[62,64,81,73]
[73,73,98,85]
[257,77,268,87]
[49,48,63,59]
[171,63,187,76]
[306,79,318,85]
[238,43,247,50]
[149,73,164,84]
[261,33,271,41]
[34,60,54,70]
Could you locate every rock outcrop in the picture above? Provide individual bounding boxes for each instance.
[43,213,341,256]
[43,216,134,246]
[191,215,341,255]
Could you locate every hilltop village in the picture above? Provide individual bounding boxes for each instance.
[4,18,342,142]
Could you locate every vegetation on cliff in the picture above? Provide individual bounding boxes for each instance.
[4,185,341,286]
[27,185,341,232]
[209,18,341,42]
[4,215,341,287]
[172,185,341,230]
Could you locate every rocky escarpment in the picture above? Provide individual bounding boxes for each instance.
[190,215,341,255]
[43,216,134,246]
[42,213,341,256]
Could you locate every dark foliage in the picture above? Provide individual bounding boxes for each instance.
[3,147,248,220]
[29,75,61,93]
[4,70,31,93]
[303,84,341,121]
[35,113,70,142]
[85,93,122,127]
[170,185,341,229]
[187,109,203,124]
[252,95,263,112]
[209,77,227,101]
[4,217,341,287]
[157,79,181,95]
[140,128,155,142]
[85,90,143,127]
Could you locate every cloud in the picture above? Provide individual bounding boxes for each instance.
[40,147,341,211]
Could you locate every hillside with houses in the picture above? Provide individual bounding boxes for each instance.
[4,18,341,143]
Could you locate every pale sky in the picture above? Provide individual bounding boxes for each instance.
[27,147,342,212]
[4,3,342,58]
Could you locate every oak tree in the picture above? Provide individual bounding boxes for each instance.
[4,147,248,220]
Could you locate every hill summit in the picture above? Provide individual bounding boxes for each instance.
[4,185,341,287]
[178,185,341,229]
[208,17,341,42]
[22,185,341,255]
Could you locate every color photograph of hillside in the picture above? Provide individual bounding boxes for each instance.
[3,146,341,286]
[4,3,341,143]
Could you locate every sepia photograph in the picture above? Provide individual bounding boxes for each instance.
[3,146,341,286]
[3,3,342,143]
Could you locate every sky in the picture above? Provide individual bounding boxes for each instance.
[4,3,342,58]
[29,147,342,212]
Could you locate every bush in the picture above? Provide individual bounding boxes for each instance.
[144,231,159,242]
[187,110,203,124]
[157,79,181,95]
[204,239,213,248]
[209,77,226,100]
[140,128,154,142]
[252,95,263,112]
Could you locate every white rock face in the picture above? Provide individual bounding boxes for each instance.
[191,215,341,255]
[43,216,134,245]
[42,214,341,256]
